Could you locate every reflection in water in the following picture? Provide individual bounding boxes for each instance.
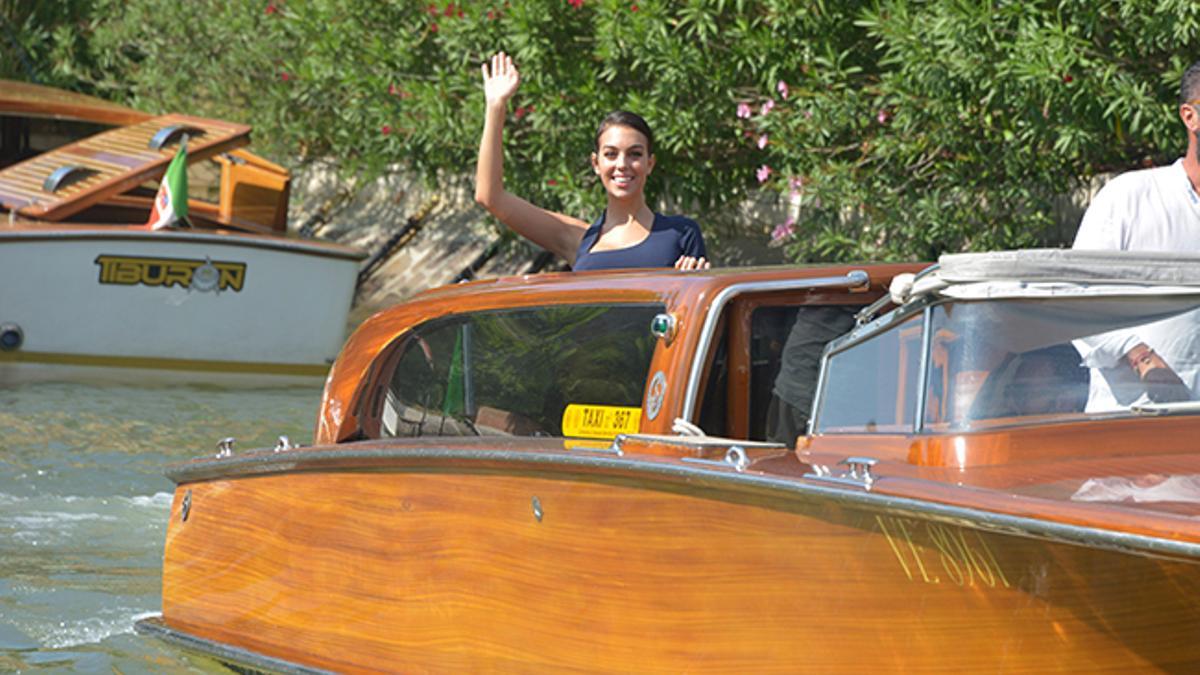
[0,381,318,672]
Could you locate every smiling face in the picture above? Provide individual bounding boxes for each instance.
[591,124,655,201]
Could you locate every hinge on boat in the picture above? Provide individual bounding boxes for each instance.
[805,456,878,490]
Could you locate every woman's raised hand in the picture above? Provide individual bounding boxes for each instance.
[482,52,520,106]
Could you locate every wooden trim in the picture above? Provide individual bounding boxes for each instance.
[0,349,329,376]
[0,79,151,126]
[0,226,367,261]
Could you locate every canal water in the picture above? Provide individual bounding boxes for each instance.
[0,380,321,673]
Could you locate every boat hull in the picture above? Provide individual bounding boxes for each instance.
[0,229,359,382]
[155,447,1200,673]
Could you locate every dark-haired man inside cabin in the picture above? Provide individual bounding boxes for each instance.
[1072,59,1200,410]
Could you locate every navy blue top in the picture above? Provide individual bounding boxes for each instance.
[572,212,706,271]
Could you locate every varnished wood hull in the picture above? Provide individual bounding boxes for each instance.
[155,446,1200,673]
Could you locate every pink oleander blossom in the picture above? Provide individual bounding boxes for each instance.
[736,102,751,119]
[756,164,771,183]
[381,125,392,135]
[757,134,769,149]
[568,0,583,7]
[761,99,775,116]
[777,80,789,99]
[771,217,796,243]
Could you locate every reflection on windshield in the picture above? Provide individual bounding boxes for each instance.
[927,298,1200,428]
[816,295,1200,434]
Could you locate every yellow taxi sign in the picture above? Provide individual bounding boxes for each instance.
[561,404,642,439]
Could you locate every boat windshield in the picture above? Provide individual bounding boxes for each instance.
[816,294,1200,433]
[377,303,663,438]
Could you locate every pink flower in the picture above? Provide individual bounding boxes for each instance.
[630,3,639,11]
[487,9,496,18]
[427,3,438,15]
[771,217,796,243]
[757,134,769,149]
[265,2,277,15]
[568,0,584,7]
[756,164,771,183]
[788,176,804,200]
[876,108,892,125]
[280,71,291,81]
[430,22,438,32]
[736,102,751,119]
[760,99,775,116]
[444,3,455,16]
[381,125,392,135]
[547,179,558,186]
[777,80,788,99]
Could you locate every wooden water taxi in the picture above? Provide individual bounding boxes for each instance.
[139,251,1200,672]
[0,80,364,384]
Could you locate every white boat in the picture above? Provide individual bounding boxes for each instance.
[0,80,365,384]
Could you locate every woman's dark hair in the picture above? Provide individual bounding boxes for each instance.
[594,111,654,155]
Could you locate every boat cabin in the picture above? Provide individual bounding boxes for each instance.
[316,263,924,447]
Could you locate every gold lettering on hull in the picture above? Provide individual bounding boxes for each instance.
[876,515,1011,589]
[95,255,246,293]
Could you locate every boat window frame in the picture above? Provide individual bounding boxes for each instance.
[680,271,871,425]
[809,296,935,436]
[356,300,669,440]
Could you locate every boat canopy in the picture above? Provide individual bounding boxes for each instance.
[895,249,1200,303]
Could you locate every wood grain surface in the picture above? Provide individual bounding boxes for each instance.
[161,459,1200,673]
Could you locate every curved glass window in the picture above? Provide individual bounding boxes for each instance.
[377,304,663,438]
[814,295,1200,434]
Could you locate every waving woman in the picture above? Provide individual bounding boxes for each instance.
[474,52,708,271]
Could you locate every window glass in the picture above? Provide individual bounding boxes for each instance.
[755,305,858,442]
[379,304,663,438]
[922,297,1200,429]
[696,326,728,437]
[814,313,924,434]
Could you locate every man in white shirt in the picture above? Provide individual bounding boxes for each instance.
[1073,60,1200,410]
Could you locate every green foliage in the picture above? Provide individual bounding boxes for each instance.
[21,0,1200,262]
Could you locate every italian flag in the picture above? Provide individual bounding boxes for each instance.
[145,137,189,230]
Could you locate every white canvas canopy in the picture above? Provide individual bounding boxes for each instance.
[893,249,1200,303]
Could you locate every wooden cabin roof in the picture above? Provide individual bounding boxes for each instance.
[0,113,250,221]
[0,79,150,126]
